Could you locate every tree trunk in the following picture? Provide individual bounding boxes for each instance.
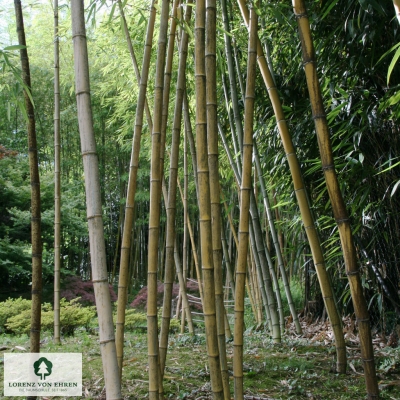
[71,1,122,398]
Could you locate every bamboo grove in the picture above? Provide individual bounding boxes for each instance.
[1,0,400,399]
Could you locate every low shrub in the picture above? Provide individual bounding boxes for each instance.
[113,308,180,333]
[0,297,31,333]
[1,297,95,335]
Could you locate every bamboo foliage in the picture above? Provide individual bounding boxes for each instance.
[53,0,61,346]
[195,0,224,396]
[147,0,170,396]
[70,1,122,398]
[14,1,43,375]
[116,0,156,375]
[234,5,258,398]
[293,0,378,396]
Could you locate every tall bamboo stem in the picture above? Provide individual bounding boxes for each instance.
[116,0,156,376]
[14,0,43,373]
[53,0,61,346]
[293,0,376,394]
[71,1,122,398]
[206,0,230,396]
[195,0,224,395]
[147,0,171,396]
[234,6,258,397]
[159,1,193,378]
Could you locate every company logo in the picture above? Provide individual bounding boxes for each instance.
[33,357,53,380]
[4,353,82,396]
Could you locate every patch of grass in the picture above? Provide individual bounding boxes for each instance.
[1,329,400,399]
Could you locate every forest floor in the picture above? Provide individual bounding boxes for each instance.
[1,316,400,399]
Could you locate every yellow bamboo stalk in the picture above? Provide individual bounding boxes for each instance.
[116,0,156,376]
[195,0,224,395]
[234,6,258,397]
[206,0,230,396]
[147,0,171,396]
[158,0,182,385]
[293,0,377,395]
[236,0,349,368]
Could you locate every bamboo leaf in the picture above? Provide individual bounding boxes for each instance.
[387,46,400,85]
[320,0,340,21]
[390,180,400,197]
[4,45,26,51]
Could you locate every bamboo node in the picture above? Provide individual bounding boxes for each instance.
[31,289,41,294]
[312,113,326,120]
[357,317,370,323]
[322,164,335,171]
[75,90,91,97]
[87,214,102,220]
[346,270,359,276]
[92,278,109,283]
[99,338,116,345]
[362,358,374,363]
[303,60,316,67]
[30,329,40,333]
[81,150,97,156]
[31,253,42,258]
[294,11,308,19]
[72,33,87,40]
[336,217,349,224]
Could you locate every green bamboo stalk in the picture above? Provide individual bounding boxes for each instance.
[159,2,193,378]
[116,0,156,376]
[206,0,230,396]
[218,124,280,340]
[53,0,61,346]
[147,0,171,396]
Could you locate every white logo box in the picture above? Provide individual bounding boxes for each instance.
[4,353,82,396]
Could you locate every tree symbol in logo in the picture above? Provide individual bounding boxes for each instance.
[33,357,53,380]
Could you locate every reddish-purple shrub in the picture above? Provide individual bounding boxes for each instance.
[61,276,117,306]
[130,280,201,311]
